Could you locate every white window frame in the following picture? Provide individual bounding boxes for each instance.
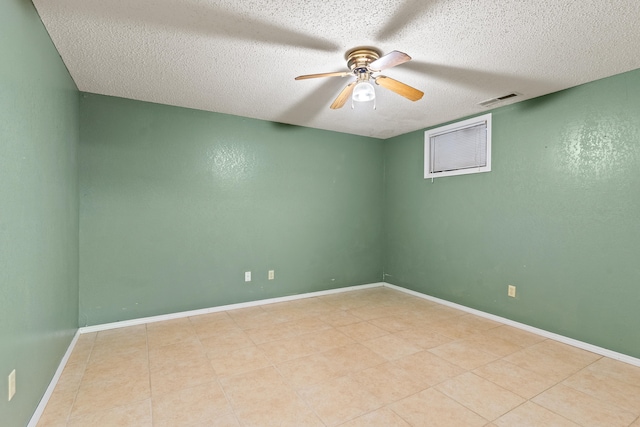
[424,113,492,179]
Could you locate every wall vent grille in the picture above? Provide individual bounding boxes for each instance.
[479,93,521,107]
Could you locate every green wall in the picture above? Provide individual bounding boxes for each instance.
[79,94,384,326]
[3,4,639,424]
[0,1,79,426]
[384,69,640,358]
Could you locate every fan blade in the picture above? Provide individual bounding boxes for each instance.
[369,50,411,71]
[295,71,351,80]
[330,82,356,109]
[375,75,424,101]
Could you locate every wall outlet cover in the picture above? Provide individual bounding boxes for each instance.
[8,369,16,401]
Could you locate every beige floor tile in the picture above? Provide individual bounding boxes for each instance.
[318,293,372,311]
[563,368,640,415]
[260,306,310,324]
[219,366,323,426]
[150,355,216,396]
[493,401,579,427]
[82,350,148,384]
[190,315,241,340]
[94,325,147,345]
[390,387,488,427]
[303,328,356,352]
[392,350,465,387]
[532,383,637,427]
[298,375,384,426]
[258,335,318,364]
[368,315,417,332]
[271,297,335,316]
[339,407,411,427]
[218,366,289,406]
[503,346,588,382]
[317,310,363,327]
[54,362,86,394]
[288,315,331,335]
[481,325,546,348]
[245,314,330,344]
[208,345,271,376]
[66,343,94,366]
[276,352,343,388]
[473,359,557,399]
[337,321,389,341]
[199,329,255,359]
[89,338,148,364]
[145,317,192,330]
[226,306,284,329]
[457,314,503,330]
[528,340,601,367]
[146,319,198,349]
[418,305,467,322]
[188,310,233,325]
[244,321,301,345]
[76,332,98,345]
[585,357,640,386]
[71,372,150,417]
[151,381,232,427]
[37,389,76,427]
[394,327,453,349]
[67,399,152,427]
[198,411,241,426]
[233,393,323,427]
[350,362,426,405]
[460,331,524,357]
[321,343,387,375]
[348,304,397,321]
[429,339,500,370]
[426,314,500,339]
[424,319,481,339]
[149,339,206,371]
[361,334,422,360]
[436,372,525,420]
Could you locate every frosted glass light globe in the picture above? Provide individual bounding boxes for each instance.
[352,81,375,102]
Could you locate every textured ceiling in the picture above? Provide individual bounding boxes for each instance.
[33,0,640,138]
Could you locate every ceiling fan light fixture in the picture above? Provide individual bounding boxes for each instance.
[352,81,375,102]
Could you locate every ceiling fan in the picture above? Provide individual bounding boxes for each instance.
[295,47,424,109]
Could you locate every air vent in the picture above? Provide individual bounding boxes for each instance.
[478,92,521,108]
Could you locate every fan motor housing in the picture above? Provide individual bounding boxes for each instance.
[346,48,381,73]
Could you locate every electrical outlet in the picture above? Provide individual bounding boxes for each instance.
[268,270,275,280]
[8,369,16,401]
[508,285,516,298]
[244,271,251,282]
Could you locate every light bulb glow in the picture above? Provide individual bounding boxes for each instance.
[352,81,375,102]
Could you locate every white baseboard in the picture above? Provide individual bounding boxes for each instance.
[28,329,80,427]
[383,282,640,368]
[79,282,385,334]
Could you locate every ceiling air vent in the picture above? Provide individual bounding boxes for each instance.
[478,92,521,108]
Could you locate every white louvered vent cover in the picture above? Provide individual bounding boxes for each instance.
[424,113,492,179]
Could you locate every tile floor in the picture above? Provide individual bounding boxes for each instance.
[37,287,640,426]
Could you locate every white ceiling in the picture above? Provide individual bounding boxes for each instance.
[33,0,640,139]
